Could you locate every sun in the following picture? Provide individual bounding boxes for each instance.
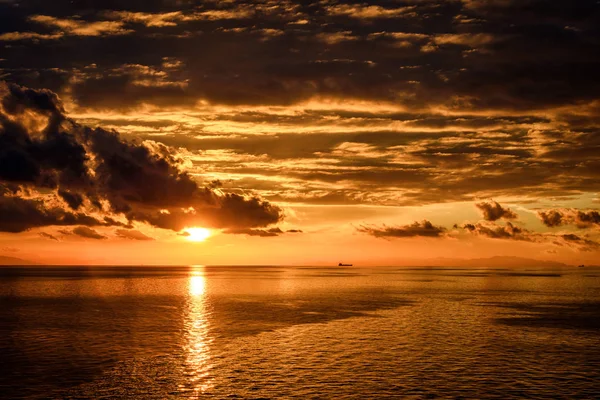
[185,227,212,242]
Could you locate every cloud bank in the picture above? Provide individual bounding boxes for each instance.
[358,220,447,239]
[0,82,283,233]
[538,209,600,229]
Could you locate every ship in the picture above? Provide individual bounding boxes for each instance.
[338,262,353,267]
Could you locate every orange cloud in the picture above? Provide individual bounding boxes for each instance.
[29,15,132,37]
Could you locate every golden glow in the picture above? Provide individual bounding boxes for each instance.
[185,227,211,242]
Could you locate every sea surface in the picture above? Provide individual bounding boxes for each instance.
[1,265,599,399]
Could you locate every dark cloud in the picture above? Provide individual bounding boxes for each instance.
[0,195,106,233]
[1,0,598,111]
[561,233,600,252]
[103,216,133,229]
[0,0,599,222]
[115,229,154,241]
[463,222,535,241]
[82,127,200,210]
[223,227,302,237]
[224,227,284,237]
[576,210,600,227]
[71,226,107,240]
[475,201,518,221]
[0,84,90,191]
[358,220,446,239]
[38,232,59,241]
[462,221,600,252]
[538,209,564,227]
[538,209,600,228]
[58,190,84,210]
[125,193,282,231]
[0,82,283,233]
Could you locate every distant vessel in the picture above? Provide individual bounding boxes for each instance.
[578,264,585,268]
[338,262,353,267]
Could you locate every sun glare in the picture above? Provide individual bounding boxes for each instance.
[185,228,212,242]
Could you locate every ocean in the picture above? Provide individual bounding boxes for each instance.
[1,265,599,399]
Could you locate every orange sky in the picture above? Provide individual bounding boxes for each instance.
[3,199,598,266]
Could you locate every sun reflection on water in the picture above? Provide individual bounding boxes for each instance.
[182,265,213,395]
[189,275,206,297]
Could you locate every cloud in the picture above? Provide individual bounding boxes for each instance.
[0,32,64,41]
[224,227,283,237]
[462,221,600,251]
[463,222,535,241]
[560,233,600,252]
[71,226,107,240]
[475,201,518,221]
[29,15,132,37]
[577,210,600,227]
[325,5,414,19]
[2,0,598,114]
[58,190,84,210]
[102,9,256,26]
[1,0,600,218]
[432,33,499,48]
[38,232,59,241]
[223,227,302,237]
[0,195,106,233]
[1,247,19,253]
[0,15,132,42]
[538,209,564,227]
[358,220,446,239]
[102,11,187,28]
[115,229,154,241]
[316,31,358,44]
[190,9,255,21]
[538,209,600,228]
[0,83,283,234]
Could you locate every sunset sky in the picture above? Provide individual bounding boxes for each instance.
[0,0,599,265]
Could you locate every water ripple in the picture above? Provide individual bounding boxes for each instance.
[0,266,599,398]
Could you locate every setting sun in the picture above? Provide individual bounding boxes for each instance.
[185,228,212,242]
